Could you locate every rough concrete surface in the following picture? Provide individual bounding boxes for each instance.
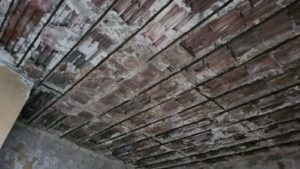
[0,123,134,169]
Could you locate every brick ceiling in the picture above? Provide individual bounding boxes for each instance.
[1,0,300,168]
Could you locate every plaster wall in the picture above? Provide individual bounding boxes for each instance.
[0,64,31,147]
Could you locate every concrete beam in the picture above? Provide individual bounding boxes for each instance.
[0,51,32,147]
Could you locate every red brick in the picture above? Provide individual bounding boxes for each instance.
[140,101,221,136]
[129,64,163,91]
[97,58,128,82]
[216,81,267,109]
[65,121,111,142]
[112,138,159,157]
[70,90,93,105]
[49,115,88,134]
[123,100,182,129]
[185,0,216,13]
[184,47,236,84]
[89,125,131,144]
[198,66,250,98]
[146,73,193,104]
[152,45,194,72]
[229,11,294,59]
[217,104,258,125]
[265,71,299,92]
[288,1,300,25]
[245,54,282,76]
[242,0,278,22]
[174,89,207,107]
[181,26,218,55]
[99,93,124,108]
[273,37,300,69]
[208,8,246,38]
[98,133,146,152]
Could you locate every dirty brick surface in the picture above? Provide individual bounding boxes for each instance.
[0,0,300,168]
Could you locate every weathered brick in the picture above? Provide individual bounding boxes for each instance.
[273,37,300,69]
[174,89,207,107]
[181,26,218,55]
[97,133,146,152]
[242,0,278,22]
[198,66,250,98]
[156,120,213,143]
[20,87,59,121]
[245,54,282,77]
[145,73,193,104]
[123,100,182,129]
[288,1,300,25]
[70,90,93,105]
[49,115,89,135]
[135,151,184,166]
[184,47,236,84]
[216,104,258,125]
[135,146,169,157]
[229,10,296,62]
[208,7,246,38]
[216,81,268,109]
[151,45,194,72]
[243,104,300,131]
[139,101,222,136]
[65,121,111,142]
[31,108,65,129]
[99,93,125,108]
[46,70,75,91]
[117,154,141,164]
[88,125,131,144]
[128,63,163,92]
[112,138,159,157]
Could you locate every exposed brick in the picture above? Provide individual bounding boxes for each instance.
[112,138,159,157]
[273,37,300,69]
[216,81,268,109]
[145,73,193,104]
[245,54,282,77]
[20,87,59,121]
[208,7,246,38]
[181,26,218,56]
[288,1,300,25]
[31,108,65,129]
[97,133,146,152]
[184,47,236,84]
[140,101,222,136]
[99,93,124,108]
[128,64,163,92]
[49,115,88,135]
[135,151,184,166]
[216,104,258,125]
[70,90,93,105]
[88,125,131,144]
[135,146,169,157]
[198,66,250,98]
[118,154,141,164]
[151,45,194,72]
[174,89,207,107]
[228,10,295,62]
[65,121,112,142]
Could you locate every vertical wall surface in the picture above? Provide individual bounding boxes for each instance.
[0,59,31,147]
[0,123,134,169]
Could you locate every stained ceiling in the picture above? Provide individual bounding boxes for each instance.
[0,0,300,168]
